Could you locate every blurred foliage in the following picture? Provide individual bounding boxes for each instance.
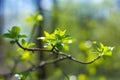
[26,12,43,22]
[1,0,120,80]
[78,74,87,80]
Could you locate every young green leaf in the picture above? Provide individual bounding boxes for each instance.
[93,41,114,56]
[2,33,12,38]
[21,39,26,45]
[26,12,43,22]
[56,43,64,50]
[3,26,27,40]
[102,47,114,56]
[44,31,50,37]
[21,39,35,48]
[11,26,21,35]
[21,51,33,60]
[10,40,16,44]
[26,16,34,22]
[38,29,73,51]
[18,34,27,38]
[36,15,43,21]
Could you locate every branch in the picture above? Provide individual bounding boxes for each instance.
[16,41,51,52]
[0,56,68,78]
[58,52,101,64]
[0,52,101,78]
[0,41,102,78]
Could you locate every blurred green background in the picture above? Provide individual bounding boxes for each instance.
[0,0,120,80]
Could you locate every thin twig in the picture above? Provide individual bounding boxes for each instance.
[58,52,101,64]
[0,56,68,78]
[16,41,51,52]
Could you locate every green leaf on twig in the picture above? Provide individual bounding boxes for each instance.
[26,12,43,22]
[3,26,27,40]
[93,41,114,56]
[38,29,74,51]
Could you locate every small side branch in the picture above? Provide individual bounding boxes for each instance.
[0,56,68,78]
[69,55,101,64]
[16,41,51,52]
[59,52,101,64]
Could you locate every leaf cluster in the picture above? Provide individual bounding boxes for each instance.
[3,26,27,43]
[18,39,35,61]
[93,41,114,56]
[26,12,43,22]
[38,29,73,50]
